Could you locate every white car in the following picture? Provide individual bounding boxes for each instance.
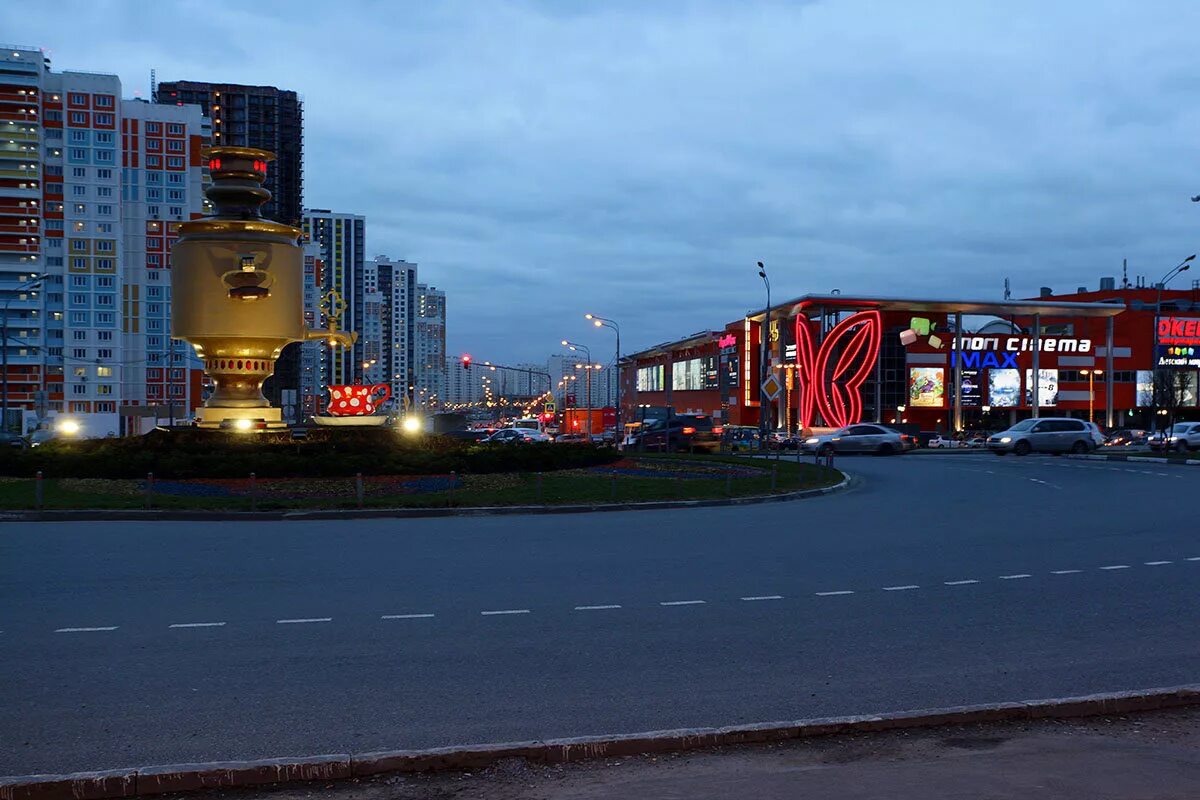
[927,435,957,448]
[802,424,908,456]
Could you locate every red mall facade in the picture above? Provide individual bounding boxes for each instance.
[620,288,1200,433]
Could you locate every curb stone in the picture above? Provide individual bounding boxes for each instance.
[3,684,1198,799]
[0,473,850,524]
[1062,453,1200,466]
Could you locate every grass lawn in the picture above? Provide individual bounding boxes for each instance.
[0,454,842,512]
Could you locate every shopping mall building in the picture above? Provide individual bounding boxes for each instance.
[619,284,1200,434]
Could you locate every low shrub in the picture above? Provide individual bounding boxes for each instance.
[0,428,621,479]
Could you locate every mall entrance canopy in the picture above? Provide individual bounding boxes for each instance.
[746,293,1127,430]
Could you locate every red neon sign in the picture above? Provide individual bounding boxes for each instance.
[794,310,881,430]
[717,333,737,348]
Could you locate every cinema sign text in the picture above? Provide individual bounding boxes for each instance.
[951,336,1093,354]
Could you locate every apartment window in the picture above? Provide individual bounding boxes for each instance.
[166,139,183,152]
[95,312,114,324]
[46,129,62,140]
[148,336,162,347]
[47,257,63,267]
[45,220,63,231]
[148,303,162,315]
[170,369,184,380]
[45,164,63,175]
[71,257,85,270]
[97,330,113,341]
[72,385,87,396]
[73,203,86,214]
[46,145,62,158]
[69,148,86,160]
[72,185,86,196]
[95,401,116,413]
[96,240,114,253]
[45,110,62,122]
[47,182,63,195]
[69,402,89,413]
[167,157,183,168]
[96,295,114,307]
[95,95,113,108]
[146,122,160,134]
[69,92,87,105]
[168,189,183,201]
[69,239,87,252]
[95,150,113,162]
[169,385,184,398]
[148,319,162,331]
[96,384,114,395]
[95,114,114,126]
[70,130,88,143]
[147,156,161,168]
[147,188,162,200]
[72,222,86,233]
[69,112,86,125]
[96,168,112,179]
[148,353,161,364]
[98,348,112,359]
[148,205,160,218]
[97,187,112,197]
[146,254,161,266]
[146,139,161,152]
[73,366,86,377]
[97,223,113,233]
[147,237,162,249]
[70,312,87,324]
[146,171,162,184]
[71,276,87,287]
[72,348,87,359]
[96,276,113,288]
[167,123,183,135]
[95,132,113,144]
[72,330,87,341]
[169,207,182,217]
[71,293,87,304]
[97,204,113,216]
[167,173,183,184]
[71,166,86,177]
[148,385,162,397]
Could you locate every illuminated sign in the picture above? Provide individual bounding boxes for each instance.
[951,350,1019,369]
[717,333,736,349]
[952,336,1093,353]
[794,310,882,430]
[908,368,945,407]
[1156,317,1200,368]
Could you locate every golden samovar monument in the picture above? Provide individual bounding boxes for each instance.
[171,147,352,429]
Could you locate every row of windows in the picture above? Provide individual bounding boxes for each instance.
[144,122,185,135]
[69,167,115,180]
[67,111,115,126]
[71,384,115,395]
[145,172,186,184]
[68,130,115,144]
[144,139,186,153]
[144,189,187,200]
[70,348,115,360]
[68,92,114,109]
[71,185,115,197]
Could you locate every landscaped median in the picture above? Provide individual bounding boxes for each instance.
[0,429,842,513]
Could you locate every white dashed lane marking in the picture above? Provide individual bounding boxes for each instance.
[660,600,706,606]
[998,574,1031,580]
[944,580,979,586]
[276,617,332,624]
[168,622,226,628]
[381,613,435,620]
[1144,561,1172,566]
[55,626,118,633]
[574,605,622,611]
[740,595,784,601]
[816,590,854,596]
[1052,570,1082,575]
[882,585,920,591]
[481,609,530,616]
[1100,565,1131,570]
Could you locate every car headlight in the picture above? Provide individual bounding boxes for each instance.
[999,436,1012,443]
[805,437,819,444]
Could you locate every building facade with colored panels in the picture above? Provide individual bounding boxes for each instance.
[622,285,1195,434]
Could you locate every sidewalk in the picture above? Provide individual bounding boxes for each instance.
[208,708,1200,800]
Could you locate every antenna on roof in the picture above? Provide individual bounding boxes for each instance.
[150,68,157,103]
[1122,258,1129,289]
[1003,277,1011,300]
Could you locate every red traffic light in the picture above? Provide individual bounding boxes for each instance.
[461,354,472,370]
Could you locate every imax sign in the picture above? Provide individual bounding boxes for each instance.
[951,351,1019,369]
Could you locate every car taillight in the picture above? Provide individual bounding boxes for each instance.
[682,427,696,435]
[712,426,724,435]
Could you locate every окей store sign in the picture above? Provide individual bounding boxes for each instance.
[1156,316,1200,368]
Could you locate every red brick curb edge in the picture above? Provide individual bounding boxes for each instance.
[4,684,1197,800]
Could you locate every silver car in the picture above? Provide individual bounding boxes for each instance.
[988,417,1104,456]
[802,424,907,456]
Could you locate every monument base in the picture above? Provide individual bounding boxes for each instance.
[310,415,390,427]
[196,406,288,431]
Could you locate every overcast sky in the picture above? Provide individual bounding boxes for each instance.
[10,0,1200,362]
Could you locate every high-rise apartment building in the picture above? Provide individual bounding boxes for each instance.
[414,283,445,410]
[372,255,417,411]
[298,241,324,418]
[444,354,484,406]
[0,47,204,436]
[302,210,366,388]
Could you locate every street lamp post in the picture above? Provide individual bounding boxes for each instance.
[1151,255,1195,433]
[2,274,44,435]
[757,261,771,449]
[562,339,592,435]
[585,314,621,437]
[1081,369,1104,423]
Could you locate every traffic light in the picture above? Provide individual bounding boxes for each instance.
[461,354,472,370]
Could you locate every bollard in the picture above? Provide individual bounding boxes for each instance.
[448,470,457,507]
[35,470,43,511]
[145,471,154,509]
[771,463,778,492]
[536,472,544,503]
[355,472,364,508]
[249,472,257,512]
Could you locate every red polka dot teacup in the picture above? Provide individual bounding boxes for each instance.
[327,384,391,416]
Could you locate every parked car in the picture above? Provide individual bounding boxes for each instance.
[0,431,27,449]
[722,425,760,452]
[554,432,590,444]
[927,434,957,448]
[1151,422,1200,453]
[801,424,908,455]
[1105,428,1148,448]
[441,429,489,443]
[987,418,1104,455]
[484,428,550,444]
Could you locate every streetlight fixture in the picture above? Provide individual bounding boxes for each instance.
[1151,254,1195,432]
[563,339,594,434]
[2,273,44,434]
[757,262,771,448]
[1080,369,1104,423]
[585,313,621,436]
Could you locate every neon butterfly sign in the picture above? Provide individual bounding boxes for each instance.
[792,310,882,430]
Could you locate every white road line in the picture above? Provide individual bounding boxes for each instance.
[1051,569,1082,575]
[168,622,226,628]
[381,613,435,619]
[1100,565,1130,570]
[815,590,854,596]
[660,600,706,606]
[740,595,784,601]
[944,580,979,586]
[882,585,919,591]
[998,574,1031,580]
[1187,557,1200,562]
[1144,561,1172,566]
[55,626,118,633]
[480,609,530,615]
[276,617,332,624]
[574,605,622,611]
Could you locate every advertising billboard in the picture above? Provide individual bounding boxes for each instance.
[1155,316,1200,368]
[988,369,1020,407]
[957,369,981,407]
[1136,370,1154,407]
[908,367,945,407]
[1024,369,1059,407]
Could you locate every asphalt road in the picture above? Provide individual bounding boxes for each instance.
[2,453,1199,776]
